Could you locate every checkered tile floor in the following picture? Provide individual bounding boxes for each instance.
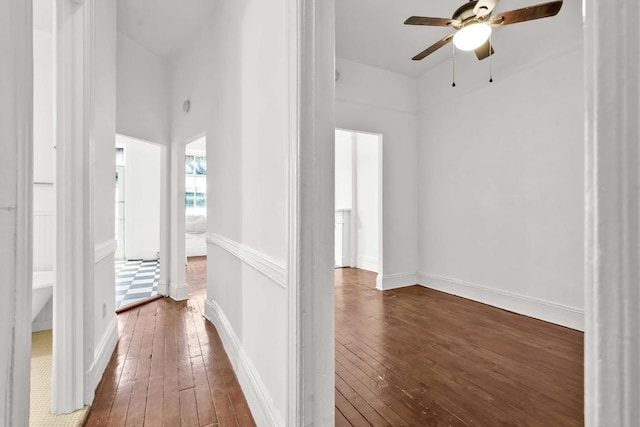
[115,259,160,309]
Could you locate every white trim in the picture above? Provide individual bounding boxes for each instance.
[94,239,117,264]
[335,96,417,115]
[416,43,583,114]
[169,282,188,301]
[206,233,287,289]
[378,272,417,291]
[356,255,379,273]
[204,299,284,427]
[86,316,118,400]
[157,280,169,296]
[584,1,640,424]
[417,272,584,331]
[286,0,300,423]
[53,0,95,414]
[0,0,33,423]
[295,0,336,425]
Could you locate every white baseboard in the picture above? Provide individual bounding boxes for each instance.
[157,280,169,296]
[169,282,188,301]
[204,299,283,427]
[31,319,52,332]
[86,316,119,403]
[417,271,584,331]
[378,272,417,291]
[335,256,350,268]
[356,255,379,273]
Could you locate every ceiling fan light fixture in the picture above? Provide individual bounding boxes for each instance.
[453,23,492,51]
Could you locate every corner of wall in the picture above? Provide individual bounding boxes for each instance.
[377,272,418,291]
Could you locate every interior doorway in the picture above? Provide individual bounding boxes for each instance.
[114,134,162,310]
[184,137,207,262]
[334,128,383,281]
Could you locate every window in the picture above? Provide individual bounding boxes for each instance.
[185,154,206,215]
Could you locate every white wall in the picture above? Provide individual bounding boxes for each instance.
[33,21,55,275]
[171,1,291,423]
[116,33,171,146]
[355,132,380,273]
[415,1,584,330]
[116,31,171,293]
[91,0,118,397]
[336,58,418,288]
[33,29,54,188]
[0,1,32,423]
[335,129,381,272]
[117,135,161,259]
[335,130,353,210]
[186,136,206,153]
[32,15,55,328]
[335,130,353,266]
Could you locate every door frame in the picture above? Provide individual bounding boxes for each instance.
[286,0,336,424]
[583,0,640,424]
[52,0,95,413]
[168,133,207,302]
[1,0,33,424]
[335,128,384,284]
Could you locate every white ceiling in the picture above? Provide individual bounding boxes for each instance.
[116,0,579,74]
[336,0,581,77]
[117,0,217,61]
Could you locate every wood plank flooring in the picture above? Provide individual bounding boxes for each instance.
[86,259,583,426]
[334,268,584,426]
[84,256,255,427]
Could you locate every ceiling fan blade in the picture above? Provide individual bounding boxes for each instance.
[474,40,495,60]
[405,16,460,27]
[489,1,563,26]
[474,0,500,18]
[412,34,454,61]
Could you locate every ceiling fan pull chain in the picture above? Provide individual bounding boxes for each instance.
[452,43,456,87]
[489,34,493,83]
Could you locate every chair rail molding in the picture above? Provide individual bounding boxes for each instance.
[205,233,287,288]
[584,1,640,425]
[94,239,117,264]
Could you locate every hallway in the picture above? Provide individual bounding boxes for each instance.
[85,257,255,426]
[334,268,584,426]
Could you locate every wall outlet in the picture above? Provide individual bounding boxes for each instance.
[102,303,106,318]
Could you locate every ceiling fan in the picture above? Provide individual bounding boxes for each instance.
[405,0,563,61]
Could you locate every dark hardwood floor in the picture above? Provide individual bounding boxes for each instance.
[334,268,584,426]
[84,256,255,427]
[85,259,582,426]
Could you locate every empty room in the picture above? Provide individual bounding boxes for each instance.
[334,0,584,425]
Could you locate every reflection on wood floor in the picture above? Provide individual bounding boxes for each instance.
[84,256,255,427]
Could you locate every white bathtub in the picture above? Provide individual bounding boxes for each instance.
[32,271,53,322]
